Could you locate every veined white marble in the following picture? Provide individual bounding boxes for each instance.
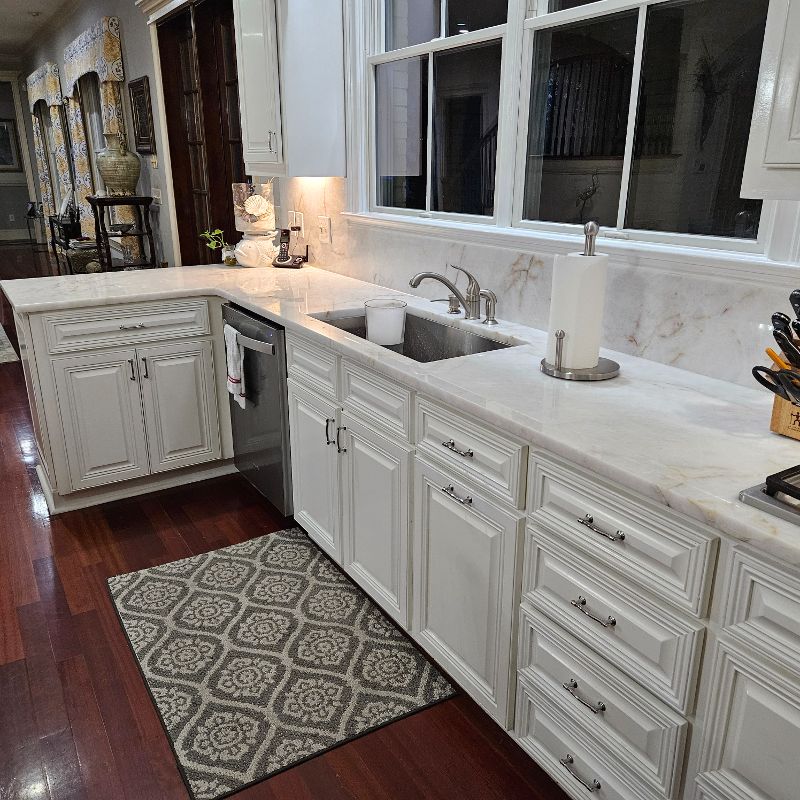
[3,264,800,564]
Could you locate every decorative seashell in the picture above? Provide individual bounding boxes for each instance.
[244,194,269,217]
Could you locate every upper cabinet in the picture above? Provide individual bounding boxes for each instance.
[742,0,800,199]
[232,0,346,178]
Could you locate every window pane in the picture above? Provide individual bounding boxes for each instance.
[446,1,507,36]
[385,0,439,50]
[522,11,637,227]
[625,0,767,239]
[432,41,502,215]
[375,56,429,210]
[548,1,598,11]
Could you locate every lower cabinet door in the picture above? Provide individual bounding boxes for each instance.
[341,412,411,628]
[413,457,524,726]
[694,640,800,800]
[137,340,221,473]
[52,346,150,491]
[287,380,341,561]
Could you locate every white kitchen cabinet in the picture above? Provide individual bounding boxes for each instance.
[52,347,151,491]
[232,0,283,172]
[287,379,341,561]
[741,0,800,199]
[694,640,800,800]
[138,340,221,474]
[341,412,411,627]
[232,0,346,177]
[413,457,524,726]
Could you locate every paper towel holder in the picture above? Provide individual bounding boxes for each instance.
[540,328,620,381]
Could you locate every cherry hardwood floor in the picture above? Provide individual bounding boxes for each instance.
[0,356,569,800]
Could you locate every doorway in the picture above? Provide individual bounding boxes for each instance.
[158,0,246,265]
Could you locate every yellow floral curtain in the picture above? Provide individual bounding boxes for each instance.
[26,62,66,220]
[64,97,94,236]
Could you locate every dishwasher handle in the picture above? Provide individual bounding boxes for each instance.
[235,332,275,356]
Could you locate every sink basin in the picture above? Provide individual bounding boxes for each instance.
[311,311,516,363]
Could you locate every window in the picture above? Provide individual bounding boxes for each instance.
[78,73,105,193]
[373,1,508,218]
[365,0,774,250]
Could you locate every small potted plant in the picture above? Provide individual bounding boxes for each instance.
[200,228,237,266]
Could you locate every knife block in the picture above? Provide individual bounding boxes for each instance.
[770,393,800,441]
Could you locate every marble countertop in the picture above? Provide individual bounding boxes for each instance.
[4,265,800,564]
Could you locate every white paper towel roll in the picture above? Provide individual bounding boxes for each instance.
[546,252,609,370]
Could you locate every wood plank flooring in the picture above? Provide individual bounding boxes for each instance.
[0,360,568,800]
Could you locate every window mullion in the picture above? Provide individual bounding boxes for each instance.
[440,0,446,37]
[615,3,647,231]
[425,50,434,213]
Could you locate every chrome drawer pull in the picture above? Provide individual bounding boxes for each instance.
[562,679,606,714]
[119,323,146,331]
[442,439,473,458]
[578,514,625,542]
[324,418,335,445]
[571,595,616,628]
[559,755,601,793]
[441,485,472,505]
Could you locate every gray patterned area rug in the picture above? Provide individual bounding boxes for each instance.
[108,528,454,800]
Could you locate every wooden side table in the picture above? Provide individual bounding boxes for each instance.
[88,196,157,271]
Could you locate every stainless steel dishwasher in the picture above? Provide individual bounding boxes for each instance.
[222,304,293,516]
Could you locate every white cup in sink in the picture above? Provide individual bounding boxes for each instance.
[365,298,407,346]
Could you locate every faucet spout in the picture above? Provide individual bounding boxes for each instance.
[408,271,481,320]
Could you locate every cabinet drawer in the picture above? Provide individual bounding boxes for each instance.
[523,528,704,713]
[519,605,686,799]
[415,398,527,507]
[43,300,210,354]
[529,452,717,617]
[286,334,338,398]
[721,549,800,674]
[515,675,633,800]
[341,359,411,441]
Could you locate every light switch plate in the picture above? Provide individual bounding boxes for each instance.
[295,212,305,240]
[317,215,331,244]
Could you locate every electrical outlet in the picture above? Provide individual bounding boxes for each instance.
[151,188,162,204]
[8,214,14,223]
[318,215,331,244]
[295,212,305,240]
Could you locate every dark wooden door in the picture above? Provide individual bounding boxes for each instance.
[158,0,245,266]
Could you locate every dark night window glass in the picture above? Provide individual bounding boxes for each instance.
[625,0,768,239]
[548,1,599,10]
[375,56,429,210]
[522,11,638,227]
[385,0,440,50]
[445,0,507,36]
[431,41,502,215]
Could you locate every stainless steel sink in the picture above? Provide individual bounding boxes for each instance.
[311,311,516,363]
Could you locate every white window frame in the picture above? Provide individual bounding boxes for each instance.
[346,0,800,267]
[77,73,105,195]
[35,100,63,209]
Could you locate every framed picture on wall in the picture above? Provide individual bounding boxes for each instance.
[128,76,156,155]
[0,118,21,172]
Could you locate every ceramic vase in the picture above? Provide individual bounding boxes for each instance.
[97,134,141,195]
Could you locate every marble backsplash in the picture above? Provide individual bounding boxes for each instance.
[276,176,794,388]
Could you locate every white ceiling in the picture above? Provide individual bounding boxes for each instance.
[0,0,66,64]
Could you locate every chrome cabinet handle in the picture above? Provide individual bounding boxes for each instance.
[141,357,149,379]
[336,426,346,453]
[442,438,473,458]
[578,513,625,542]
[127,358,136,381]
[324,418,334,445]
[119,323,146,331]
[571,595,616,628]
[562,679,606,714]
[441,485,472,505]
[559,755,601,793]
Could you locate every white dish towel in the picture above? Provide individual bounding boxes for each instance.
[223,324,246,409]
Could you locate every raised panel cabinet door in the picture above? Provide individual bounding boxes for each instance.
[137,340,221,473]
[232,0,283,169]
[287,380,341,562]
[413,458,524,727]
[51,347,150,491]
[695,641,800,800]
[340,413,411,628]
